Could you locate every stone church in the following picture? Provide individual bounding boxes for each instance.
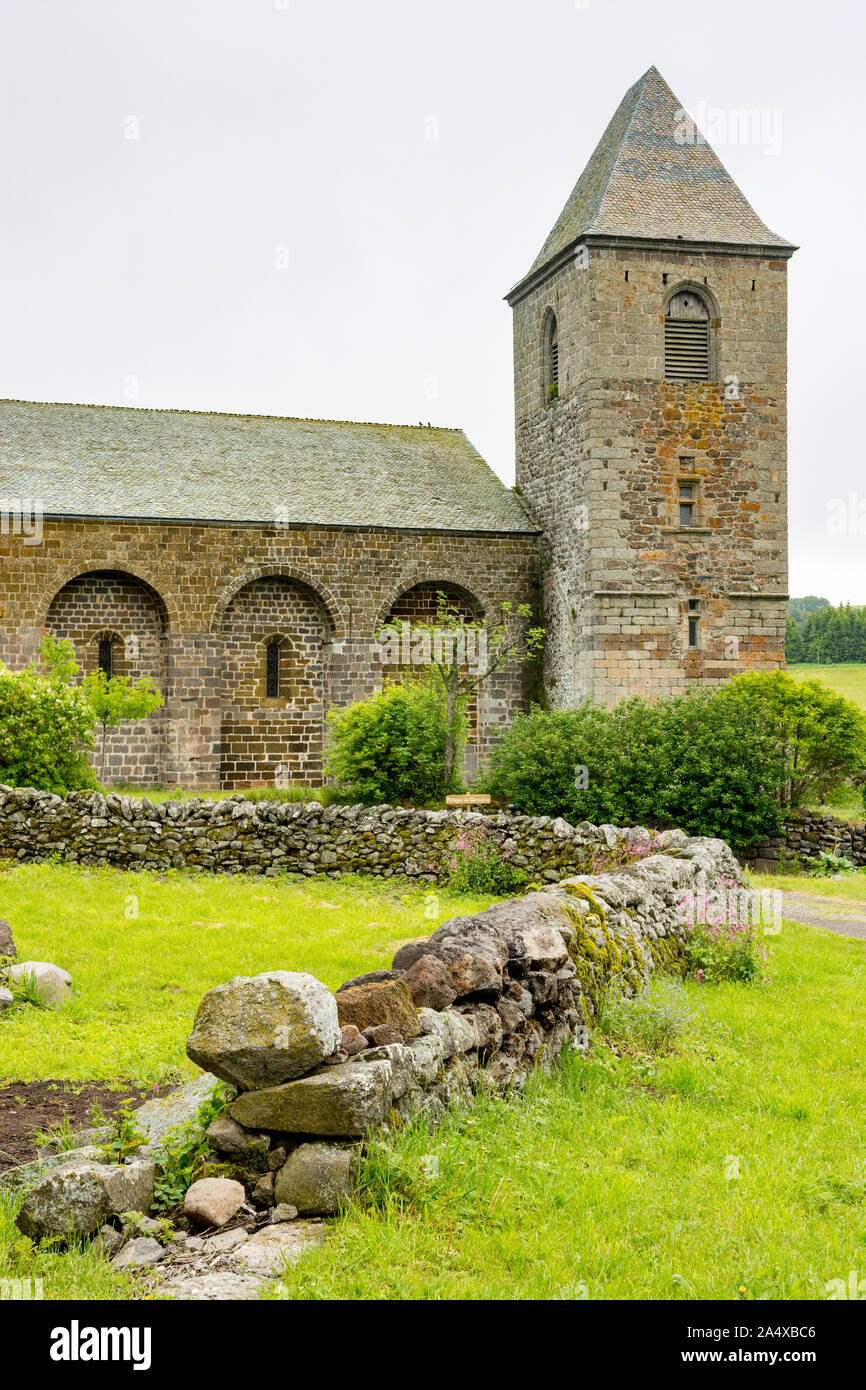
[0,67,794,789]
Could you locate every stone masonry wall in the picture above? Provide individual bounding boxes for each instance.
[0,518,539,790]
[0,783,696,882]
[742,811,866,871]
[509,243,789,707]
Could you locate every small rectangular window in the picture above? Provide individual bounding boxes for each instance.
[266,642,281,698]
[688,617,700,648]
[679,481,694,527]
[97,639,113,679]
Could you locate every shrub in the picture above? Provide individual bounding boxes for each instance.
[0,662,96,795]
[806,849,856,878]
[445,822,527,894]
[326,680,461,806]
[482,689,785,850]
[150,1084,230,1213]
[723,670,866,810]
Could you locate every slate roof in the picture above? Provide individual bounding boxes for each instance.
[515,66,795,290]
[0,399,535,534]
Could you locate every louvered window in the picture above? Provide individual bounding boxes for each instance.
[266,641,281,698]
[97,639,113,679]
[664,290,710,381]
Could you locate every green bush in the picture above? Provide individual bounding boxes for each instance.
[0,662,96,795]
[326,680,462,806]
[482,688,784,850]
[723,670,866,810]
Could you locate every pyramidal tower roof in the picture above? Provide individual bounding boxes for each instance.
[513,66,794,293]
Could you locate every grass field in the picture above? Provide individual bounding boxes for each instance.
[2,863,866,1300]
[788,662,866,711]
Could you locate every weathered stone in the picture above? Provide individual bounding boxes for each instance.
[359,1042,415,1098]
[91,1223,127,1258]
[156,1267,264,1301]
[270,1202,298,1224]
[336,969,403,992]
[391,939,431,971]
[0,1144,105,1197]
[417,1008,476,1058]
[229,1060,393,1137]
[7,962,73,1008]
[203,1226,249,1254]
[274,1142,356,1215]
[339,1023,368,1055]
[267,1146,287,1172]
[335,978,420,1041]
[0,987,13,1011]
[402,954,457,1010]
[134,1073,223,1147]
[496,996,524,1034]
[233,1220,327,1276]
[405,1032,445,1082]
[0,919,16,959]
[186,972,341,1091]
[15,1158,155,1241]
[183,1177,246,1228]
[206,1115,270,1157]
[251,1171,275,1207]
[482,897,572,971]
[441,947,502,1000]
[112,1236,165,1269]
[364,1023,403,1047]
[456,1002,504,1057]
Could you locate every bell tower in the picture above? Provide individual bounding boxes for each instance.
[507,66,796,706]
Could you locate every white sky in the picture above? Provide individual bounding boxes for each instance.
[2,0,863,603]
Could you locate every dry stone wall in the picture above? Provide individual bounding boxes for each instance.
[6,828,741,1295]
[0,783,709,883]
[743,810,866,871]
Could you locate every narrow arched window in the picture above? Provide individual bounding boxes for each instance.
[97,638,113,679]
[543,310,559,400]
[266,640,281,698]
[665,290,710,381]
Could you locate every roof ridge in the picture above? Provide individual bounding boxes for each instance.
[0,398,465,434]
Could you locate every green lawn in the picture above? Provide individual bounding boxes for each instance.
[788,662,866,712]
[2,864,865,1300]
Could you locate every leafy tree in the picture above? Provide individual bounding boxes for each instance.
[325,680,459,806]
[83,669,164,781]
[378,593,543,788]
[785,617,804,663]
[0,663,96,794]
[724,670,866,809]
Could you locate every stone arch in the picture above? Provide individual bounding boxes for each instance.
[373,572,488,632]
[36,563,177,633]
[217,572,334,789]
[44,568,170,785]
[540,304,559,401]
[209,565,345,639]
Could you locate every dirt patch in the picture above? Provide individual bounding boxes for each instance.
[0,1080,156,1171]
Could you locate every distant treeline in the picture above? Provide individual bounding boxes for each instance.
[787,598,866,663]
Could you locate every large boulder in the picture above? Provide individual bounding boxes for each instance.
[0,920,16,960]
[133,1072,223,1147]
[15,1158,155,1241]
[335,979,420,1041]
[274,1142,356,1215]
[183,1177,246,1228]
[186,972,341,1091]
[229,1059,392,1137]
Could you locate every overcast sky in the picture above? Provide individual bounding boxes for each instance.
[2,0,863,603]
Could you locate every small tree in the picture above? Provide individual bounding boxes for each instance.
[83,669,164,782]
[724,670,866,809]
[0,662,96,794]
[378,594,543,788]
[325,680,457,805]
